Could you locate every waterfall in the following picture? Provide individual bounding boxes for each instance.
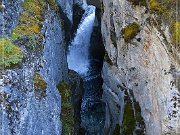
[67,5,96,75]
[68,4,105,134]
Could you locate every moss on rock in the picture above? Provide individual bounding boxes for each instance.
[57,81,74,135]
[11,0,44,39]
[33,72,47,98]
[122,22,140,43]
[149,0,165,13]
[149,0,177,18]
[148,0,178,46]
[0,38,24,69]
[172,22,180,45]
[33,72,47,90]
[121,101,135,135]
[128,0,147,6]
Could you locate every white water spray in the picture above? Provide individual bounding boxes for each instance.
[67,5,96,75]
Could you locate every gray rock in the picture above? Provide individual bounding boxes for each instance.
[0,3,68,135]
[0,0,23,38]
[101,0,180,135]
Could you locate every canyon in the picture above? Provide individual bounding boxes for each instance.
[0,0,179,135]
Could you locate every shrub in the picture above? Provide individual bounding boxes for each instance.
[122,22,140,43]
[0,38,24,69]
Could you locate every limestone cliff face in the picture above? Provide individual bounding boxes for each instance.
[101,0,180,135]
[0,0,69,134]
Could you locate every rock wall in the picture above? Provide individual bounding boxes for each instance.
[101,0,180,135]
[0,0,23,37]
[0,0,68,135]
[56,0,73,22]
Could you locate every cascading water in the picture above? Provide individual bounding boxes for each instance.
[67,4,105,134]
[67,5,96,75]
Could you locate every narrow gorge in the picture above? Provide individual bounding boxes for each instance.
[0,0,179,135]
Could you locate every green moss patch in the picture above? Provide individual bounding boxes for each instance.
[122,22,140,43]
[149,0,165,13]
[0,38,24,69]
[121,102,135,135]
[57,81,74,135]
[128,0,146,6]
[172,22,180,45]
